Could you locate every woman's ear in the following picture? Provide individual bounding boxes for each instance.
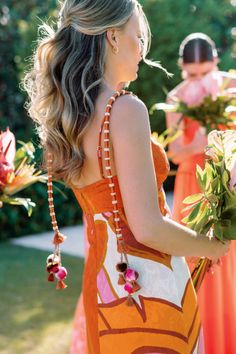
[106,29,120,54]
[106,29,118,48]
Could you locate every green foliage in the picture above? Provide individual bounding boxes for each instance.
[183,130,236,240]
[0,1,83,239]
[0,0,57,139]
[0,179,83,240]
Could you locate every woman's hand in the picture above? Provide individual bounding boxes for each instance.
[207,237,231,260]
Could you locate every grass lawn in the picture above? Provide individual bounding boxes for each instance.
[0,243,84,354]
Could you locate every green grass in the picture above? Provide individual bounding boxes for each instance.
[0,243,84,354]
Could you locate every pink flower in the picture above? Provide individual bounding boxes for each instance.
[0,128,16,166]
[181,71,222,106]
[0,128,16,188]
[55,266,68,280]
[229,159,236,190]
[181,80,208,106]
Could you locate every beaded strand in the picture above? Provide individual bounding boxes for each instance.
[46,152,68,289]
[100,90,141,305]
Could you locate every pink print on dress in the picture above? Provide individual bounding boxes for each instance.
[97,267,117,303]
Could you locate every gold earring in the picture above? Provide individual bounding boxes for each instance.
[112,46,119,54]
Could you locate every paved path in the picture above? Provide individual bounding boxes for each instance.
[12,192,173,257]
[11,224,85,257]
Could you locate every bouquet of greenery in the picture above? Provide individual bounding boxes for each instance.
[0,128,46,215]
[182,130,236,290]
[152,93,236,135]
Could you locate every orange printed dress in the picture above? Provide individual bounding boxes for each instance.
[71,91,203,354]
[172,118,236,354]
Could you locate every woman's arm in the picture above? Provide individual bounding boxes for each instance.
[110,95,229,259]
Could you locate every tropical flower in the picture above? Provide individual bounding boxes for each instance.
[0,128,46,215]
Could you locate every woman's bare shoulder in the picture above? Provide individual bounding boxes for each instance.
[110,93,150,133]
[112,93,148,116]
[108,93,152,160]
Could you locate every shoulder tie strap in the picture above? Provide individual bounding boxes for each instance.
[97,89,141,305]
[97,90,132,179]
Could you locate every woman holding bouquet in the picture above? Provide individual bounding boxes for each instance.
[24,5,230,352]
[166,33,236,354]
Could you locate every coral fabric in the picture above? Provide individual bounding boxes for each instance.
[71,92,202,354]
[172,117,236,354]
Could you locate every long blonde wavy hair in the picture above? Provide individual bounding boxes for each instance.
[23,0,164,187]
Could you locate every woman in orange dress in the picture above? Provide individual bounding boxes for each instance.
[24,4,230,353]
[166,33,236,354]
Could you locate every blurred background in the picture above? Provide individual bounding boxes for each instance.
[0,0,235,353]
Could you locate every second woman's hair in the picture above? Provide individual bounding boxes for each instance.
[179,32,218,64]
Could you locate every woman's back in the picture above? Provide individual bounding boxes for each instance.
[78,89,116,188]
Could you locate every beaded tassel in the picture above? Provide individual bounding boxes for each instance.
[46,153,68,289]
[100,90,141,305]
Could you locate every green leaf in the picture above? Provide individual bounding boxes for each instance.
[196,165,206,192]
[192,202,209,233]
[205,162,214,179]
[222,169,230,189]
[182,202,200,213]
[211,177,220,192]
[183,193,204,205]
[207,194,220,205]
[220,218,236,240]
[184,201,202,223]
[202,170,208,187]
[201,219,215,235]
[214,222,224,241]
[14,141,35,167]
[0,195,36,216]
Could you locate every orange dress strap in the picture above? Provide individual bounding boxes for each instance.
[97,90,132,179]
[96,89,142,303]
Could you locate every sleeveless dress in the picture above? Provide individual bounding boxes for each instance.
[71,91,203,354]
[172,117,236,354]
